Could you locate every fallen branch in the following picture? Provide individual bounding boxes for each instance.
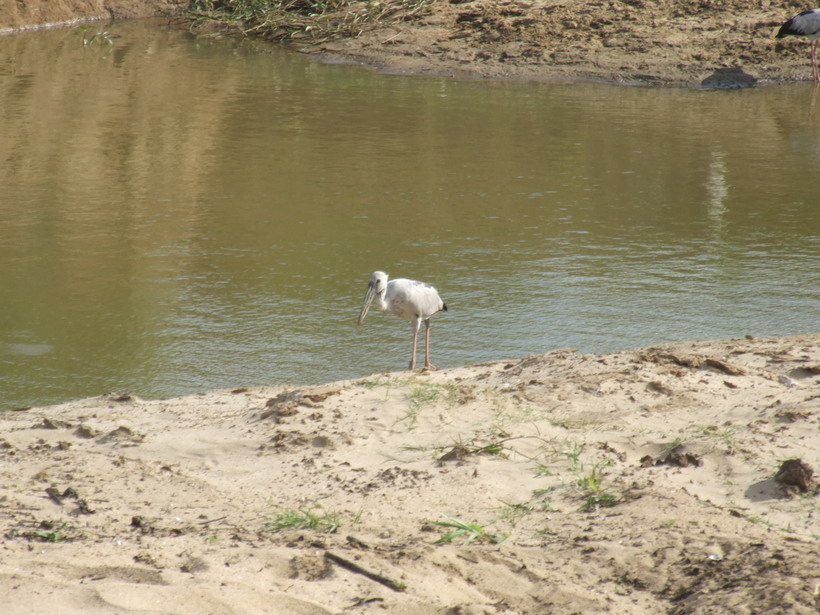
[198,515,228,526]
[324,551,405,592]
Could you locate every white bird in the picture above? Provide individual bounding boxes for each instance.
[357,271,447,370]
[777,8,820,83]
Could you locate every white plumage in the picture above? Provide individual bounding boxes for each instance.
[357,271,447,370]
[777,9,820,82]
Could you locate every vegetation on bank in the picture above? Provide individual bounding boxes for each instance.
[191,0,429,43]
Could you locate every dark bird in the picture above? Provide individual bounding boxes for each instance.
[777,9,820,82]
[357,271,447,370]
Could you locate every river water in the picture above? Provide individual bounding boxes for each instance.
[1,20,818,408]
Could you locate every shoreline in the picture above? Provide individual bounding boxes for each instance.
[10,330,818,411]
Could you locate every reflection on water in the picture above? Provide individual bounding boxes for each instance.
[1,20,818,408]
[705,150,727,229]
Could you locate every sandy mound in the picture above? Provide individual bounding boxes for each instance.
[2,334,818,614]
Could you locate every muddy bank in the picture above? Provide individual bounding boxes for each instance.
[301,0,818,86]
[0,0,187,32]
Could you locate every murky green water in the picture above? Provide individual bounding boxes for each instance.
[1,20,818,408]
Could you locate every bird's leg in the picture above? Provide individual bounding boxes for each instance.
[813,40,819,83]
[409,319,420,370]
[423,319,435,369]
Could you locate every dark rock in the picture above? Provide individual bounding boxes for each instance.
[701,67,757,89]
[774,458,815,494]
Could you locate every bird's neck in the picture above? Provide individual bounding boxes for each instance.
[375,293,388,312]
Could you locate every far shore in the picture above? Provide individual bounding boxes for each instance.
[3,1,820,86]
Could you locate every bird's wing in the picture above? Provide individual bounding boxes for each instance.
[778,10,820,38]
[387,279,445,320]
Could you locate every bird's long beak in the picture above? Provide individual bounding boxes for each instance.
[357,283,375,325]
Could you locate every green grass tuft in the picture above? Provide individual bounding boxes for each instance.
[264,507,340,533]
[192,0,430,44]
[431,516,505,545]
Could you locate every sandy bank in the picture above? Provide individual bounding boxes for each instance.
[2,334,818,614]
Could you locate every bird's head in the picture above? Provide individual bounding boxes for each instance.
[369,271,388,294]
[357,271,389,325]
